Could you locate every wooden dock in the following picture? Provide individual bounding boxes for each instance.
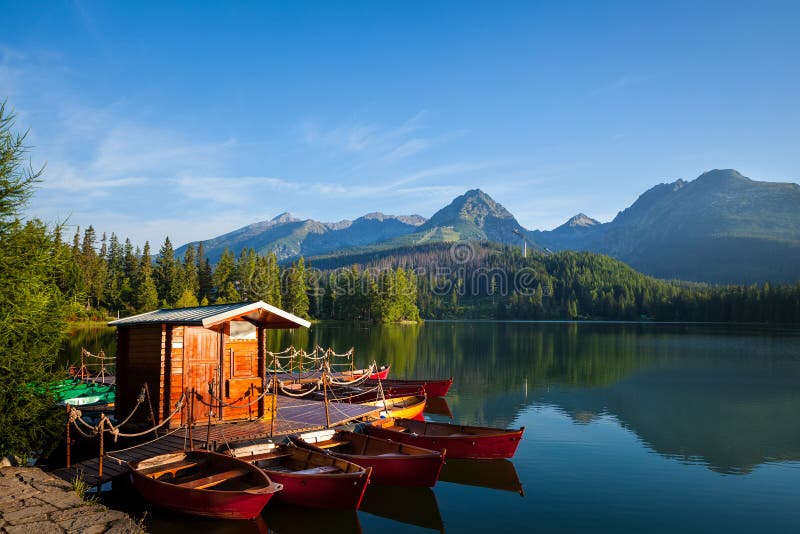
[51,397,381,487]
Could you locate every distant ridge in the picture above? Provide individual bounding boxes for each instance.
[177,169,800,284]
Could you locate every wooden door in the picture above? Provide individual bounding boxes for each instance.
[183,327,221,424]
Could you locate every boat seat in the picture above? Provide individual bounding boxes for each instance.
[139,459,201,479]
[240,451,294,462]
[175,467,250,489]
[292,465,340,475]
[317,440,349,449]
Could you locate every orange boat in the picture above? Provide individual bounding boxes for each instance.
[362,395,426,420]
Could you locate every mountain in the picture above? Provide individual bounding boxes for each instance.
[373,189,532,248]
[532,213,603,251]
[175,211,426,263]
[177,170,800,284]
[536,169,800,283]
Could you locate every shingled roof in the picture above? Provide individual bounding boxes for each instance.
[108,301,311,329]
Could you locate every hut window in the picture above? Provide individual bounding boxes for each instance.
[229,320,256,340]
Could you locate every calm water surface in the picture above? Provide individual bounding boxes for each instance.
[65,321,800,533]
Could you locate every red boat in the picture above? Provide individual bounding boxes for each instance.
[314,383,425,404]
[363,377,454,397]
[224,442,371,510]
[365,418,525,460]
[290,429,446,487]
[128,450,282,520]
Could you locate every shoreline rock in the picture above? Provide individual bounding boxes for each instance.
[0,466,141,533]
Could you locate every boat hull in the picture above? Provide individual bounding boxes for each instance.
[366,421,525,460]
[229,445,371,510]
[333,451,444,487]
[128,451,279,520]
[291,431,445,487]
[264,468,370,510]
[363,395,426,420]
[365,377,453,397]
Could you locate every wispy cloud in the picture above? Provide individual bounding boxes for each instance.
[298,110,456,164]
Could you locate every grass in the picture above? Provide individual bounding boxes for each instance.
[70,471,97,504]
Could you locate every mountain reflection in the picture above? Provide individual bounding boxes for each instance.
[67,322,800,475]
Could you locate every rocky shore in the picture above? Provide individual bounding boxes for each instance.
[0,466,141,533]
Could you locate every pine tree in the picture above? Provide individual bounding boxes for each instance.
[154,236,180,306]
[282,257,310,319]
[0,103,68,458]
[135,241,159,311]
[213,249,240,303]
[182,243,200,303]
[235,248,257,300]
[78,225,106,309]
[251,253,282,306]
[196,242,213,303]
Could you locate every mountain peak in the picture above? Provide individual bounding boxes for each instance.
[451,189,514,220]
[565,213,600,228]
[416,188,527,244]
[271,212,300,224]
[694,169,750,186]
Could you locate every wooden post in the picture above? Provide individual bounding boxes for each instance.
[98,415,104,480]
[248,383,252,421]
[269,355,278,437]
[144,382,157,437]
[206,407,212,450]
[323,372,330,429]
[188,388,195,451]
[65,405,71,468]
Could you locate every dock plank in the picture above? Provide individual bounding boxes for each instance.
[51,398,381,487]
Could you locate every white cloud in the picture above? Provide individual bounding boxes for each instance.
[298,110,450,164]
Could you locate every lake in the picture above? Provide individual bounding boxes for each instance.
[64,321,800,533]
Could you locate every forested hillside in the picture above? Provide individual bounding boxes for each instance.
[66,226,800,323]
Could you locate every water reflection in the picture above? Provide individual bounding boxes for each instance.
[283,321,800,475]
[423,397,453,418]
[360,485,443,532]
[69,321,800,479]
[263,503,362,534]
[439,459,524,496]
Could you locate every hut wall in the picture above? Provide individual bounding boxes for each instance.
[114,325,165,427]
[221,323,268,421]
[166,326,184,427]
[180,325,222,426]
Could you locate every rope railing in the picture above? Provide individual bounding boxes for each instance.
[66,386,185,442]
[107,394,185,440]
[278,379,322,398]
[81,348,116,361]
[203,380,273,409]
[324,361,376,386]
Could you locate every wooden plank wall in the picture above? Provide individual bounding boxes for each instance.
[167,325,184,427]
[222,338,266,421]
[114,325,165,427]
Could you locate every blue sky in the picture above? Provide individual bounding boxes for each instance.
[2,1,798,247]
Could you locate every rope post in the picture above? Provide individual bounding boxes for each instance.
[206,408,213,451]
[372,360,389,414]
[144,383,157,437]
[248,383,253,421]
[189,388,195,451]
[270,354,278,437]
[323,371,330,429]
[65,405,71,468]
[98,416,104,481]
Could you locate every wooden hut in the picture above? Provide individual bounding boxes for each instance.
[109,301,310,429]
